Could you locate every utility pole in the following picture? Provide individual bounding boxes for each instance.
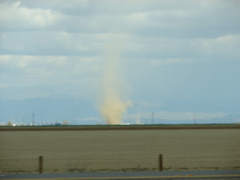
[152,112,154,124]
[32,113,35,126]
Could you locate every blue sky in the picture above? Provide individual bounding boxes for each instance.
[0,0,240,125]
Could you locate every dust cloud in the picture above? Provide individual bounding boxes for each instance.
[98,33,131,124]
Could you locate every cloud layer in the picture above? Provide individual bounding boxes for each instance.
[0,0,240,124]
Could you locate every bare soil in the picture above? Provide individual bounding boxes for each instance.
[0,126,240,173]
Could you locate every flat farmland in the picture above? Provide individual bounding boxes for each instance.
[0,126,240,173]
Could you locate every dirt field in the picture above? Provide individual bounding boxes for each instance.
[0,126,240,173]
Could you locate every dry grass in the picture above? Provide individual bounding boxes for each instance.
[0,127,240,173]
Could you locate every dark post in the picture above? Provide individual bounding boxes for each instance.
[39,156,43,173]
[159,154,163,171]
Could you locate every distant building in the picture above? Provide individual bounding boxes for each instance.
[120,123,130,125]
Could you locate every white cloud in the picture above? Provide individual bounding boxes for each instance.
[122,1,240,38]
[124,34,240,60]
[0,55,102,100]
[0,55,101,85]
[190,34,240,58]
[151,58,195,66]
[0,1,62,30]
[0,31,100,55]
[2,0,239,37]
[0,31,134,56]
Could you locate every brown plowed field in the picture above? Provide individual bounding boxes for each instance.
[0,125,240,174]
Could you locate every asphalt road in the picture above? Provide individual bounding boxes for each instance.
[1,170,240,180]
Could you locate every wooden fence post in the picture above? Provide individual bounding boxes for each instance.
[159,154,163,171]
[39,156,43,173]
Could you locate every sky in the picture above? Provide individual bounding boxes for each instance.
[0,0,240,125]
